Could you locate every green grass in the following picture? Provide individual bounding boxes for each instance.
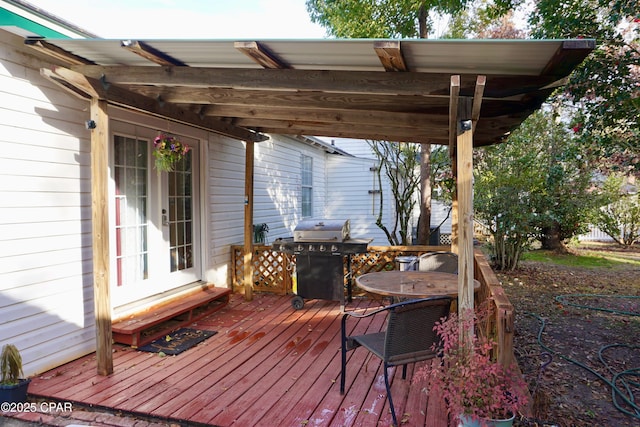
[521,248,639,268]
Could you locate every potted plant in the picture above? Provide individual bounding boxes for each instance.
[253,223,269,244]
[416,302,529,427]
[1,344,31,404]
[153,133,191,172]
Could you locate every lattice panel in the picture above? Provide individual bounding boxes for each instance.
[439,233,452,245]
[232,245,451,294]
[232,245,292,294]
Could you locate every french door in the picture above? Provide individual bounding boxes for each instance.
[110,123,200,308]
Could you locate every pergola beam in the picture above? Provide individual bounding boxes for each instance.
[41,66,267,142]
[68,65,563,98]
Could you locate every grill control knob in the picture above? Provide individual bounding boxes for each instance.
[296,244,304,252]
[308,245,315,251]
[319,244,326,252]
[331,244,339,252]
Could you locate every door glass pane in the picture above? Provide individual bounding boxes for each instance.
[114,135,148,286]
[169,151,193,272]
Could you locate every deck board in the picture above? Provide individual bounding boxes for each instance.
[27,293,451,426]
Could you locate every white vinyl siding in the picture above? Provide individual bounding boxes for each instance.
[0,31,95,377]
[206,135,328,284]
[326,155,394,245]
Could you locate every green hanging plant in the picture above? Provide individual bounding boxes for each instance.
[153,133,191,172]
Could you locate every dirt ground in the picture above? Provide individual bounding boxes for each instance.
[497,243,640,427]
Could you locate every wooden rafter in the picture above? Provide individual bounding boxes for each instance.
[472,75,486,130]
[121,40,187,66]
[373,41,408,72]
[24,38,94,65]
[235,41,289,69]
[41,66,267,142]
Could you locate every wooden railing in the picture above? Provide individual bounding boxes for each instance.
[231,244,514,367]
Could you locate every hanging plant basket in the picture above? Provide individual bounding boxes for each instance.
[153,133,191,172]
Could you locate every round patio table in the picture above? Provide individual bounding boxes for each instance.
[355,270,480,298]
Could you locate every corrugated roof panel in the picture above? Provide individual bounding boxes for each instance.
[259,39,386,71]
[143,40,261,68]
[402,39,564,75]
[51,38,155,66]
[44,38,567,75]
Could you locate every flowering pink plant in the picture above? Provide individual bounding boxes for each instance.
[153,133,191,172]
[415,301,529,426]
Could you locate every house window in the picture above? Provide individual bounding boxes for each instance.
[301,155,313,217]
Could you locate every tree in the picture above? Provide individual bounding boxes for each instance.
[529,0,640,174]
[369,141,422,245]
[446,0,526,39]
[591,174,640,246]
[307,0,473,38]
[528,110,595,250]
[429,145,455,232]
[474,134,540,270]
[474,109,596,268]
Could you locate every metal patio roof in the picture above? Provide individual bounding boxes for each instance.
[27,38,595,146]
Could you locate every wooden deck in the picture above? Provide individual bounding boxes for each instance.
[27,292,450,426]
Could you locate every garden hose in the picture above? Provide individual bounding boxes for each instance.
[527,294,640,421]
[554,294,640,317]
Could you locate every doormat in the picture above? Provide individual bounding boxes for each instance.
[137,328,217,355]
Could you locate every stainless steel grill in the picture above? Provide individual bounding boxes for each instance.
[293,219,350,242]
[273,219,371,310]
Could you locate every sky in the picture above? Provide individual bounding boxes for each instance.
[32,0,328,39]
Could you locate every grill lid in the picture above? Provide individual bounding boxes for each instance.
[293,219,350,242]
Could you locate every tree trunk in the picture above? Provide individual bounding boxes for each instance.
[541,223,567,252]
[418,5,428,38]
[416,8,431,244]
[418,143,432,244]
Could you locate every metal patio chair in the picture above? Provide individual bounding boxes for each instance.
[418,251,458,274]
[340,296,452,426]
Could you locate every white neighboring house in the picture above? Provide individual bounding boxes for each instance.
[326,137,453,243]
[0,1,401,377]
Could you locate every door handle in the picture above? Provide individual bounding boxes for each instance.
[162,208,169,226]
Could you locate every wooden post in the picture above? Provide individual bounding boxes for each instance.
[448,76,460,254]
[457,97,474,338]
[90,98,113,376]
[243,140,255,300]
[450,147,458,254]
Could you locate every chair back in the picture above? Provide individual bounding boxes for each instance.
[383,297,451,364]
[418,251,458,274]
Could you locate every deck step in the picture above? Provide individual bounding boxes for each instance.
[112,286,232,347]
